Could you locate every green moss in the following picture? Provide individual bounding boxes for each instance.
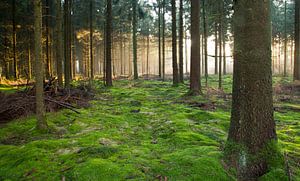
[0,76,299,180]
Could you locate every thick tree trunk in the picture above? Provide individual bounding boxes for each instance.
[190,0,201,95]
[105,0,113,86]
[171,0,179,85]
[226,1,277,179]
[132,0,138,80]
[34,0,48,130]
[179,0,184,83]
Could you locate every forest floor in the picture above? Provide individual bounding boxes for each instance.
[0,75,299,180]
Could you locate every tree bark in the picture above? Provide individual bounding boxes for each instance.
[162,0,166,80]
[214,22,218,75]
[158,0,162,77]
[227,1,277,179]
[190,0,201,95]
[132,0,138,80]
[105,0,113,86]
[90,0,94,80]
[179,0,184,83]
[202,0,208,86]
[64,0,71,88]
[34,0,48,130]
[171,0,179,85]
[56,0,63,87]
[12,0,18,79]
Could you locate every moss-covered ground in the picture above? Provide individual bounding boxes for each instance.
[0,75,299,180]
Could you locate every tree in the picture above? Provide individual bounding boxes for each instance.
[295,0,300,80]
[179,0,184,83]
[105,0,113,86]
[171,0,179,85]
[226,0,278,179]
[158,0,162,78]
[34,0,48,130]
[202,0,208,86]
[132,0,138,80]
[64,0,71,88]
[55,0,63,87]
[162,0,166,80]
[12,0,18,79]
[190,0,201,95]
[90,0,94,80]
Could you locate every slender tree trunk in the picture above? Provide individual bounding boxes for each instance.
[214,22,218,75]
[171,0,179,85]
[185,32,188,74]
[158,0,162,77]
[45,0,51,79]
[105,0,113,86]
[132,0,138,80]
[147,34,150,76]
[218,2,223,89]
[179,0,184,83]
[34,0,48,130]
[202,0,208,86]
[90,0,94,79]
[64,0,71,88]
[284,0,287,77]
[162,0,166,80]
[226,1,277,179]
[56,0,63,87]
[190,0,201,95]
[294,0,300,80]
[12,0,18,79]
[223,30,226,75]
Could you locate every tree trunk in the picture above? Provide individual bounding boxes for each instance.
[64,0,71,88]
[226,1,277,179]
[190,0,201,95]
[45,0,51,79]
[214,22,218,75]
[162,0,166,80]
[90,0,94,80]
[171,0,179,85]
[202,0,208,86]
[218,2,223,89]
[132,0,138,80]
[12,0,18,79]
[284,0,287,77]
[294,0,300,80]
[179,0,184,83]
[158,0,162,77]
[34,0,48,130]
[105,0,113,86]
[147,34,150,76]
[56,0,63,87]
[223,30,226,75]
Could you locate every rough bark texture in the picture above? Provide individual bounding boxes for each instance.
[190,0,201,95]
[227,0,277,179]
[34,0,48,130]
[295,0,300,80]
[45,0,51,79]
[179,0,184,83]
[56,0,63,87]
[105,0,112,86]
[171,0,179,85]
[132,0,138,80]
